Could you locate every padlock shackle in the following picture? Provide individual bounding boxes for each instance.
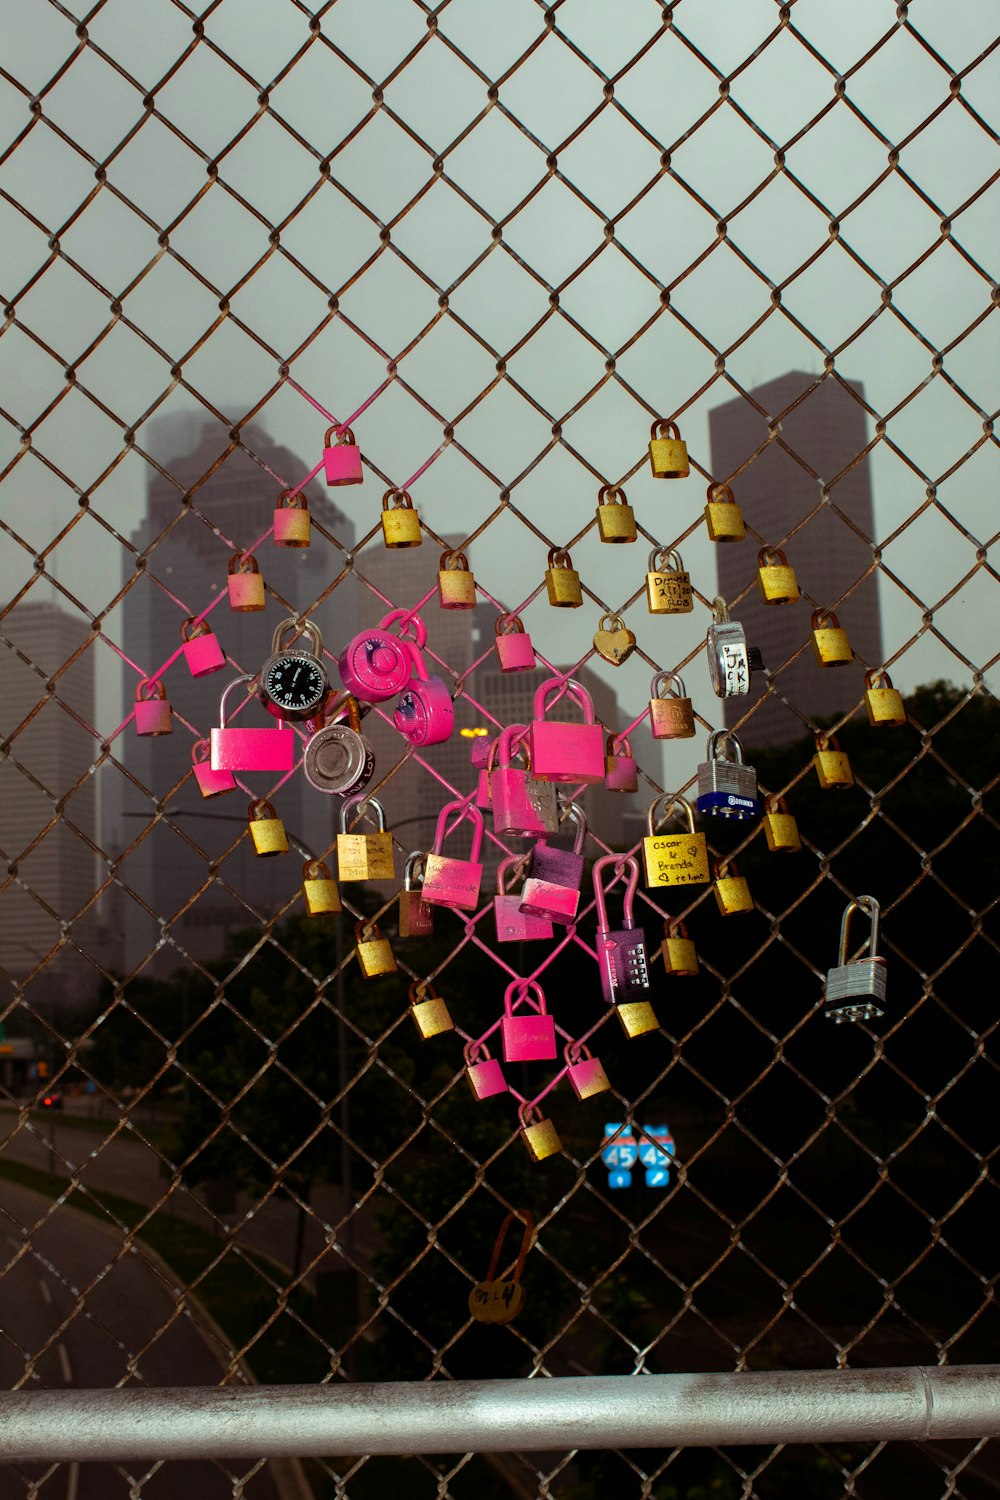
[597,484,627,505]
[646,793,695,837]
[496,612,526,638]
[440,548,470,572]
[765,794,791,815]
[218,673,259,725]
[865,667,894,690]
[714,857,740,881]
[403,637,430,682]
[432,799,485,860]
[710,595,731,624]
[757,544,787,567]
[664,917,689,939]
[496,723,531,772]
[811,607,841,629]
[495,853,528,895]
[546,546,573,569]
[228,550,260,576]
[650,418,681,440]
[403,851,426,891]
[533,676,597,725]
[383,488,414,509]
[249,798,278,821]
[647,545,683,574]
[180,615,211,642]
[814,731,843,751]
[377,608,427,647]
[271,614,323,658]
[463,1038,493,1067]
[192,738,211,766]
[329,693,361,734]
[838,894,881,967]
[276,488,307,510]
[408,980,440,1005]
[339,794,387,834]
[503,979,547,1019]
[136,677,166,702]
[592,854,640,931]
[303,858,331,880]
[707,481,736,504]
[355,918,385,943]
[597,611,626,634]
[650,669,686,700]
[324,424,356,447]
[561,800,587,854]
[484,1209,534,1284]
[606,731,632,758]
[707,728,744,765]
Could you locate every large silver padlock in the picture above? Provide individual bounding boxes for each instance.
[705,597,763,699]
[695,731,760,820]
[823,894,887,1024]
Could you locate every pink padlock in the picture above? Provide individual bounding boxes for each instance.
[323,425,363,486]
[181,617,226,678]
[392,639,454,747]
[134,679,172,736]
[210,674,295,772]
[564,1044,611,1100]
[421,800,485,910]
[500,980,557,1062]
[605,732,638,793]
[338,609,424,703]
[191,738,236,798]
[465,1041,507,1100]
[494,855,554,944]
[471,732,499,808]
[494,613,536,672]
[273,488,311,547]
[529,677,606,784]
[227,552,265,612]
[489,725,558,838]
[519,802,587,925]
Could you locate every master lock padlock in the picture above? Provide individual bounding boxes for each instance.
[303,694,375,796]
[339,609,426,704]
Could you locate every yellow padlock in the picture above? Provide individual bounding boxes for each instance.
[648,419,689,478]
[595,485,637,543]
[813,733,854,790]
[337,795,395,882]
[248,799,287,856]
[661,920,698,976]
[704,483,746,542]
[713,859,753,916]
[811,609,853,667]
[616,1001,659,1038]
[302,859,341,914]
[864,669,906,727]
[645,547,692,614]
[409,981,454,1038]
[355,920,397,979]
[381,489,422,548]
[438,549,477,608]
[757,545,799,604]
[519,1105,562,1162]
[762,796,801,853]
[642,794,709,888]
[545,547,582,607]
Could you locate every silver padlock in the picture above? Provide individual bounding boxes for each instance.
[696,731,760,820]
[303,694,375,795]
[824,895,887,1024]
[705,597,763,699]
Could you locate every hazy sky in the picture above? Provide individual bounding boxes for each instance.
[1,0,997,773]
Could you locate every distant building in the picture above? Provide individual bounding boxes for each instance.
[0,601,100,1008]
[708,373,883,746]
[113,417,356,976]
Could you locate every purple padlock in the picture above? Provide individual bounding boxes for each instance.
[134,679,172,736]
[392,638,454,747]
[529,678,606,784]
[494,613,536,672]
[465,1041,507,1100]
[181,617,226,678]
[565,1044,611,1100]
[494,855,554,944]
[519,802,587,925]
[323,425,363,486]
[489,726,558,838]
[210,674,295,772]
[500,980,557,1062]
[421,800,485,910]
[593,853,651,1007]
[339,609,424,703]
[191,738,236,798]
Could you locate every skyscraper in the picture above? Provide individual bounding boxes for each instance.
[708,374,883,746]
[0,601,100,1009]
[113,416,356,976]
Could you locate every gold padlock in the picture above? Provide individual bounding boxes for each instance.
[811,608,853,667]
[273,489,311,547]
[302,858,341,914]
[605,733,638,792]
[757,545,799,604]
[596,485,637,543]
[645,547,692,614]
[704,482,746,543]
[519,1106,562,1162]
[649,671,695,740]
[545,547,582,607]
[661,920,698,976]
[381,488,422,548]
[337,795,396,882]
[355,920,397,979]
[643,794,709,888]
[762,796,801,853]
[438,549,477,608]
[248,799,288,856]
[813,732,854,790]
[617,1000,659,1038]
[864,669,906,727]
[409,981,454,1038]
[713,859,753,916]
[648,418,689,478]
[468,1211,533,1325]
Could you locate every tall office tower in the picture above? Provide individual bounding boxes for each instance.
[708,374,883,746]
[114,416,356,976]
[0,601,100,1010]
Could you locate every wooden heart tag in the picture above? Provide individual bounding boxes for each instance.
[593,613,636,666]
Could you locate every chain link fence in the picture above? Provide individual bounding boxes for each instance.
[1,1,998,1496]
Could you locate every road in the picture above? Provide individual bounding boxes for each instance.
[0,1179,286,1498]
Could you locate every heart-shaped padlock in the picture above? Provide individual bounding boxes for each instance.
[593,613,636,667]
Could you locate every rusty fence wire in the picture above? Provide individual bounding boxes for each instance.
[1,0,999,1496]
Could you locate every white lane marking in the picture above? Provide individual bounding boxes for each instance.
[57,1343,72,1383]
[66,1460,79,1500]
[38,1277,52,1305]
